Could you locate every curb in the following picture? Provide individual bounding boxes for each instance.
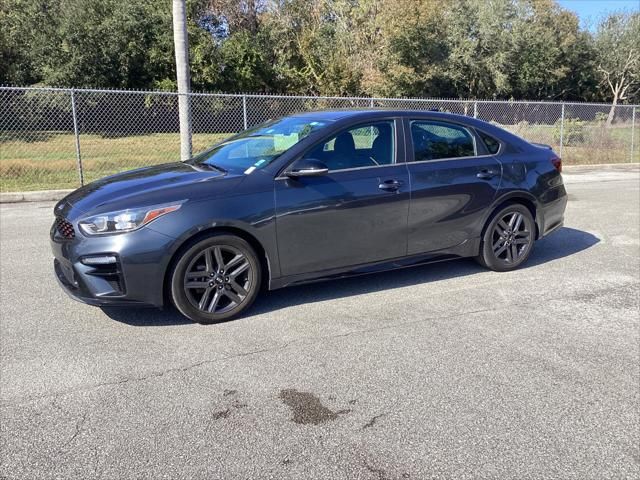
[562,163,639,173]
[1,163,638,204]
[0,189,73,204]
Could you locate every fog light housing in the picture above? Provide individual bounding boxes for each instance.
[81,255,117,266]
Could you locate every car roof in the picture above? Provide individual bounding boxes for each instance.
[289,108,533,151]
[290,108,473,122]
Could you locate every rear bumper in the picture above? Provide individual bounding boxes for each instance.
[538,183,568,238]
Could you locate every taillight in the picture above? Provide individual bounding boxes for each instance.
[551,155,562,173]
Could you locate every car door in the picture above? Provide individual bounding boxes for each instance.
[404,118,503,255]
[274,119,410,277]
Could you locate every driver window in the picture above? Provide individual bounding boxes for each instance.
[304,121,395,171]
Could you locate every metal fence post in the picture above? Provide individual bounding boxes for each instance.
[473,101,478,118]
[631,106,636,163]
[70,89,84,186]
[559,103,565,159]
[242,95,248,130]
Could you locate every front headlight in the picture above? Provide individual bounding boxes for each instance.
[78,202,184,236]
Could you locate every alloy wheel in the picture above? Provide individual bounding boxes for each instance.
[491,211,532,264]
[183,245,252,314]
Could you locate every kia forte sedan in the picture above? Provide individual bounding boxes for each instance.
[51,110,567,323]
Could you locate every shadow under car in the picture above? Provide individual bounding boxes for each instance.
[100,227,600,326]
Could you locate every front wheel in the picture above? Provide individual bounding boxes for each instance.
[170,234,261,323]
[476,204,535,272]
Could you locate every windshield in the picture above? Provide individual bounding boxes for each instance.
[188,116,330,173]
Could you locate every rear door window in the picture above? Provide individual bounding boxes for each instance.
[409,120,476,161]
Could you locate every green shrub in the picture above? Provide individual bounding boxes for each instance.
[554,117,586,146]
[594,112,608,123]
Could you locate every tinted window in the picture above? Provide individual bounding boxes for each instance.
[410,121,476,161]
[304,121,395,171]
[480,131,500,154]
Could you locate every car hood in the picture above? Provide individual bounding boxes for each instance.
[61,162,246,215]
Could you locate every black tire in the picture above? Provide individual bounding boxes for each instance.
[170,234,261,324]
[476,203,535,272]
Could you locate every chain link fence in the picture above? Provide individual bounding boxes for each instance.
[1,86,638,192]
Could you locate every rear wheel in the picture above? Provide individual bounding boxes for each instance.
[476,204,535,272]
[170,234,261,323]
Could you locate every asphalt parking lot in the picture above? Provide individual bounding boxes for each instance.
[1,168,639,479]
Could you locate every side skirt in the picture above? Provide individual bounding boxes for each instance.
[269,238,480,290]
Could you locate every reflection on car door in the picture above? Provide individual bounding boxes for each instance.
[274,120,410,277]
[405,118,503,254]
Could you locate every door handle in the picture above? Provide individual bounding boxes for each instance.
[477,169,498,179]
[378,179,402,191]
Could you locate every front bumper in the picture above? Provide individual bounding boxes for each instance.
[53,258,146,306]
[50,214,177,308]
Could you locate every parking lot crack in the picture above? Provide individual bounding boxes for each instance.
[362,413,385,430]
[2,344,293,406]
[58,410,88,452]
[0,305,521,407]
[362,459,392,480]
[3,284,631,408]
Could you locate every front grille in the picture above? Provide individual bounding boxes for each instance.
[55,217,75,239]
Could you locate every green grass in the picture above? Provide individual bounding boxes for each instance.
[1,126,638,192]
[0,132,230,191]
[501,124,638,164]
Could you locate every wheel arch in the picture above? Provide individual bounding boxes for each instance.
[484,192,541,240]
[162,225,273,307]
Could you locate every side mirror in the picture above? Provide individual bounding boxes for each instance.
[286,159,329,178]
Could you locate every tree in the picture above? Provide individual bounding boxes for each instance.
[0,0,47,85]
[594,12,640,124]
[441,0,515,99]
[0,0,635,104]
[507,0,597,101]
[352,0,448,97]
[203,0,262,34]
[0,0,176,89]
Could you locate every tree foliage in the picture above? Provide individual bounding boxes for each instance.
[0,0,637,103]
[594,12,640,116]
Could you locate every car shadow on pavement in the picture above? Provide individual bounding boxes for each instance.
[100,305,194,326]
[526,226,600,267]
[101,227,599,326]
[250,227,600,316]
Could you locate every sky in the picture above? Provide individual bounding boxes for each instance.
[557,0,640,29]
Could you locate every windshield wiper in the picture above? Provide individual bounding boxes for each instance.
[188,162,227,174]
[203,163,227,174]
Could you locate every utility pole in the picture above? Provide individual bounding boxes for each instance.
[173,0,192,160]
